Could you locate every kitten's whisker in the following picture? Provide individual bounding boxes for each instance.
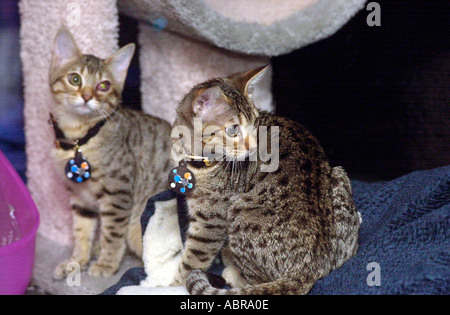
[110,108,128,124]
[98,108,118,127]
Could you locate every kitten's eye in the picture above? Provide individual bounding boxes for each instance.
[97,81,111,92]
[68,74,82,86]
[226,125,240,137]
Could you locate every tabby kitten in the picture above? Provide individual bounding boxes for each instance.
[171,66,362,294]
[50,28,172,279]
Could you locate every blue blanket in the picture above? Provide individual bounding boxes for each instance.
[104,166,450,295]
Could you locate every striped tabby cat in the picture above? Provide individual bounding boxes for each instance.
[172,66,362,294]
[50,28,171,279]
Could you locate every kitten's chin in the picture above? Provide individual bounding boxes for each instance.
[72,105,95,116]
[69,101,103,117]
[54,104,100,123]
[225,150,254,162]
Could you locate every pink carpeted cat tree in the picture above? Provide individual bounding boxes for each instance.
[19,0,366,294]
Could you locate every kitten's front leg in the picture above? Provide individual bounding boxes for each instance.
[53,207,97,280]
[173,212,228,286]
[88,195,132,278]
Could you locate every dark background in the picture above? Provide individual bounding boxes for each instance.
[273,0,450,180]
[1,0,449,181]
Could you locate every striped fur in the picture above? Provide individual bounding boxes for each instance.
[50,29,172,279]
[172,67,361,294]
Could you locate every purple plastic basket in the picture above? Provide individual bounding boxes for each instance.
[0,151,40,295]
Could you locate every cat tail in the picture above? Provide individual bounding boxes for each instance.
[187,271,232,295]
[187,271,314,295]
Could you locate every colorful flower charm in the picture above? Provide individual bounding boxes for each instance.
[168,161,196,195]
[65,150,91,184]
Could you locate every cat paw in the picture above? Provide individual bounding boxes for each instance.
[53,259,88,281]
[222,266,246,288]
[88,262,119,278]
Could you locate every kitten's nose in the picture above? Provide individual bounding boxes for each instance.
[82,94,93,103]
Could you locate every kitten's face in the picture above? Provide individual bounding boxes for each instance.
[50,28,135,119]
[200,100,258,161]
[51,56,119,116]
[176,66,267,162]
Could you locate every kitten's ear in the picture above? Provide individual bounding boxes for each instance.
[52,27,81,70]
[105,44,136,90]
[233,65,269,99]
[193,86,229,121]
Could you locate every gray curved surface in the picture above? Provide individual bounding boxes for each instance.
[118,0,367,56]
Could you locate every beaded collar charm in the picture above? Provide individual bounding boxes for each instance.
[49,113,106,184]
[65,145,92,183]
[168,155,211,195]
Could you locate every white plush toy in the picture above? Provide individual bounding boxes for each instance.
[118,196,188,295]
